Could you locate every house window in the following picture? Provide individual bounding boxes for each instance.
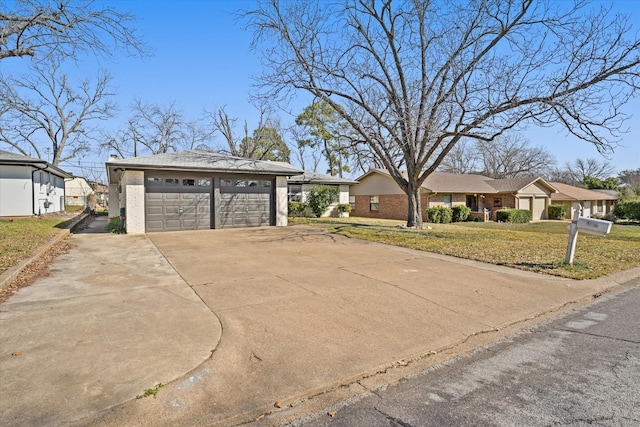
[260,180,271,188]
[248,180,258,187]
[597,200,604,213]
[443,194,452,208]
[182,179,195,186]
[288,184,302,202]
[220,179,233,187]
[370,195,379,211]
[349,195,356,211]
[197,178,211,187]
[147,177,162,184]
[493,197,502,208]
[235,180,246,187]
[165,178,179,185]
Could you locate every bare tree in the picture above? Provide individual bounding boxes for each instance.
[0,0,145,61]
[438,140,481,175]
[103,100,195,157]
[206,106,290,161]
[244,0,640,227]
[0,57,115,165]
[476,134,555,179]
[550,157,615,186]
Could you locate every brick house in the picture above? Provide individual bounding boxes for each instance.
[349,169,557,221]
[550,182,619,218]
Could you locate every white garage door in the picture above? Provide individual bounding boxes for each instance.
[532,197,546,220]
[218,177,273,228]
[145,175,211,232]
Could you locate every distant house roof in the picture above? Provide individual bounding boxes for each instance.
[355,169,556,194]
[106,150,303,184]
[0,149,71,177]
[550,182,619,201]
[288,171,359,185]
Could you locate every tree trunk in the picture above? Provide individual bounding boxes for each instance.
[406,181,423,228]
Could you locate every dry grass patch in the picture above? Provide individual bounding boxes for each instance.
[0,217,73,276]
[291,217,640,279]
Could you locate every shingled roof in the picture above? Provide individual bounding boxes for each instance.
[357,169,556,194]
[550,182,619,201]
[288,171,358,185]
[106,150,303,184]
[0,149,71,177]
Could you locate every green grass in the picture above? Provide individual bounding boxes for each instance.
[291,217,640,280]
[0,217,73,275]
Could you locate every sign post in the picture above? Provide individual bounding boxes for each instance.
[564,203,613,265]
[564,204,581,265]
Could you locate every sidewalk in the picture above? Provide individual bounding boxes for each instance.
[0,221,637,427]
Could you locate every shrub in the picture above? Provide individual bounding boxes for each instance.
[614,199,640,220]
[427,207,441,223]
[288,201,307,217]
[496,209,532,223]
[336,203,351,214]
[427,206,453,224]
[107,216,125,233]
[307,185,339,217]
[451,205,471,222]
[603,212,617,222]
[548,204,568,220]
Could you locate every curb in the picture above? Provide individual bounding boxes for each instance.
[0,213,92,291]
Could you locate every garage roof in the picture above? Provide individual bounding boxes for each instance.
[107,150,303,184]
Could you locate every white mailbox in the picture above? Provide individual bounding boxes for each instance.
[576,217,613,236]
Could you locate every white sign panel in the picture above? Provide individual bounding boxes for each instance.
[576,217,613,236]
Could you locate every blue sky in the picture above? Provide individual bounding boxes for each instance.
[2,0,638,178]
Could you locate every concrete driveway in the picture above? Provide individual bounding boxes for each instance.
[1,222,635,426]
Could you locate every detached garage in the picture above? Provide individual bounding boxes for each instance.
[106,150,302,234]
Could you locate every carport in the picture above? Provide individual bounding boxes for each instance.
[106,150,302,234]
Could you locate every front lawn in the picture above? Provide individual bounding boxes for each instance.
[0,217,73,275]
[291,217,640,279]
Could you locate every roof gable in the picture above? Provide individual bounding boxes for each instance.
[486,176,557,193]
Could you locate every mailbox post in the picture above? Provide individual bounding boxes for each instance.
[564,203,613,265]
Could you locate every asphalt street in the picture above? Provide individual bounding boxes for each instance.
[293,279,640,427]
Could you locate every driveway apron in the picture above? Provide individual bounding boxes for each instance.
[81,225,621,427]
[0,217,221,426]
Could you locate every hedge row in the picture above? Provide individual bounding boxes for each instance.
[427,205,472,224]
[496,209,532,223]
[548,204,568,220]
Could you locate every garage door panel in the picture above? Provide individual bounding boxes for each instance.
[533,197,546,220]
[145,177,211,232]
[218,190,271,228]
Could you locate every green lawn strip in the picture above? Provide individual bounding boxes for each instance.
[291,217,640,279]
[0,218,72,275]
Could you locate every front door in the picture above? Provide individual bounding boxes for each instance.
[466,195,478,211]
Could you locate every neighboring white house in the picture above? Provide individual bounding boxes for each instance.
[64,176,95,208]
[287,171,359,217]
[0,149,71,217]
[106,150,303,234]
